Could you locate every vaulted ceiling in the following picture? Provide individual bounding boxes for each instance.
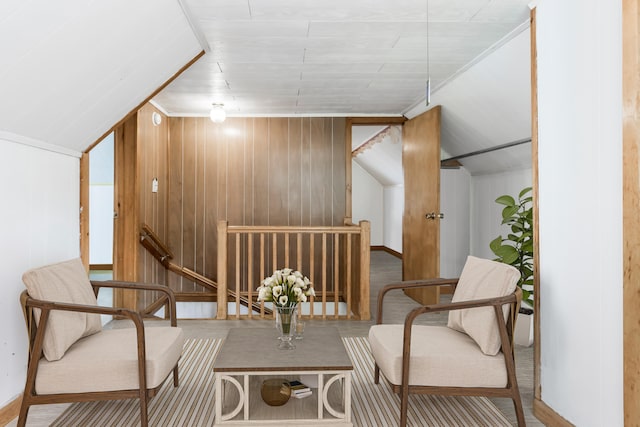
[0,0,532,175]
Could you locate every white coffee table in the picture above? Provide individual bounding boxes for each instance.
[213,326,353,426]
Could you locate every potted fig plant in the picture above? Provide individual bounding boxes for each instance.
[489,186,534,346]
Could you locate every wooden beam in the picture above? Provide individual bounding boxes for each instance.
[84,50,205,153]
[623,0,640,424]
[530,6,542,404]
[80,153,90,272]
[112,114,139,309]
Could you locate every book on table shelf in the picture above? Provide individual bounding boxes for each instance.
[292,389,313,399]
[287,380,312,398]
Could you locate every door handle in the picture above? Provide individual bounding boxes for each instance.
[425,212,444,220]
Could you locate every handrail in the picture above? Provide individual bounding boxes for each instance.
[216,219,371,321]
[139,223,270,315]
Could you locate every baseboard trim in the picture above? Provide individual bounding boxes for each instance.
[371,245,402,259]
[533,397,574,427]
[0,395,21,426]
[89,263,113,271]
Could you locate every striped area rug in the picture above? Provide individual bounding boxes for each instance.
[52,337,511,426]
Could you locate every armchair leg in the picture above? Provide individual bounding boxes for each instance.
[374,364,380,384]
[173,365,179,387]
[399,388,409,427]
[512,395,526,426]
[139,391,149,427]
[17,399,30,427]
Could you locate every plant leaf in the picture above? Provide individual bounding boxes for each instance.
[519,187,532,198]
[495,195,516,206]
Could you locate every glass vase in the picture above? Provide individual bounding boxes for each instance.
[275,305,297,350]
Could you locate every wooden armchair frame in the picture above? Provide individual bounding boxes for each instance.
[18,280,180,427]
[373,279,526,427]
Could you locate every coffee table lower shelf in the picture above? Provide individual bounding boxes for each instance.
[214,370,352,426]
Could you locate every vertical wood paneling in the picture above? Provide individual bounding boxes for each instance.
[332,118,347,224]
[204,119,219,278]
[253,119,270,225]
[168,118,184,290]
[194,118,206,282]
[139,116,346,296]
[288,118,303,226]
[301,118,312,225]
[133,104,170,308]
[269,118,290,223]
[182,118,197,291]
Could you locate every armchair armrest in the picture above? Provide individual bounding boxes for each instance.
[402,291,519,372]
[90,280,178,326]
[23,294,148,367]
[376,278,459,324]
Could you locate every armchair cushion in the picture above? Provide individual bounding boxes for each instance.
[35,326,184,394]
[369,324,508,388]
[22,258,102,361]
[447,256,520,355]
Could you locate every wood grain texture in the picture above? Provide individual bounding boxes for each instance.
[79,153,90,272]
[0,396,21,426]
[623,0,640,424]
[402,107,441,305]
[153,117,347,297]
[532,398,574,427]
[136,104,169,307]
[530,7,542,402]
[113,114,139,309]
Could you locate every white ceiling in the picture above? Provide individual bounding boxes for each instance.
[0,0,202,153]
[0,0,531,169]
[153,0,532,117]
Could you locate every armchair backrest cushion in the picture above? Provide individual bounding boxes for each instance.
[22,258,102,361]
[447,256,520,356]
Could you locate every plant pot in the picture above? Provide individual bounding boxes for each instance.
[514,311,534,347]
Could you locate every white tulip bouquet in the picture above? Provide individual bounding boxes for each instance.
[257,268,315,308]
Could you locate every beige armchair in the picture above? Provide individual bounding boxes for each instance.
[17,258,184,427]
[369,256,525,426]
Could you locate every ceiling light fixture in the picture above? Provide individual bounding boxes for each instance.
[425,0,431,107]
[210,103,226,123]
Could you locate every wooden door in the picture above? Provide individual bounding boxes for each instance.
[402,106,441,305]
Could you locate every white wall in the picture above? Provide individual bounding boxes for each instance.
[536,1,623,425]
[440,167,471,277]
[383,186,403,253]
[471,168,532,260]
[0,138,80,407]
[351,161,384,245]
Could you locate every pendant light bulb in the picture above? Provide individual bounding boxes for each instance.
[210,104,226,123]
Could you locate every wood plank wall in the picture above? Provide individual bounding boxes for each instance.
[135,105,170,307]
[137,116,347,296]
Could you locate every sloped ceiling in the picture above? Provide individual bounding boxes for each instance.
[352,125,403,186]
[354,26,531,179]
[0,0,530,174]
[409,26,531,175]
[0,0,202,153]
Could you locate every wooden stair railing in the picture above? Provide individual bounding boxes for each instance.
[139,224,270,315]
